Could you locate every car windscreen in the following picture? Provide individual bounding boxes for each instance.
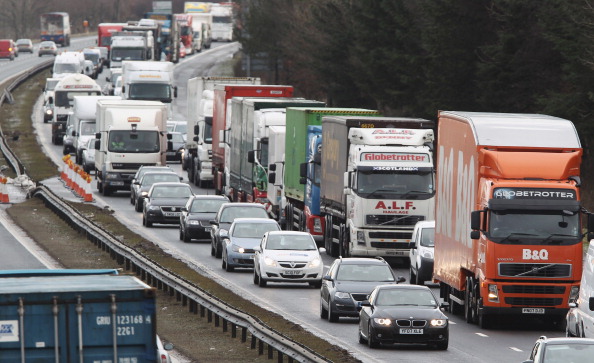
[375,289,437,307]
[232,223,279,238]
[151,186,192,198]
[265,235,316,250]
[220,208,268,223]
[336,264,395,282]
[190,199,227,213]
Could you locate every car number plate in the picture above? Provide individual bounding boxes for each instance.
[283,270,302,275]
[204,227,211,232]
[522,308,545,314]
[400,328,423,334]
[110,181,124,186]
[164,212,181,217]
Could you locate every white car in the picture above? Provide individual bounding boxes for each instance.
[408,220,435,285]
[81,138,96,173]
[156,334,173,363]
[253,231,325,288]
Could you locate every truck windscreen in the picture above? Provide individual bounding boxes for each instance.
[488,209,581,245]
[108,131,159,153]
[55,91,101,107]
[111,48,145,61]
[355,169,435,199]
[129,83,171,102]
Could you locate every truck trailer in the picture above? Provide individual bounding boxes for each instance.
[0,270,157,363]
[319,116,435,258]
[434,111,590,329]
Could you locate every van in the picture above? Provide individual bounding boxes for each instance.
[566,243,594,336]
[53,51,84,79]
[408,220,435,285]
[0,39,17,60]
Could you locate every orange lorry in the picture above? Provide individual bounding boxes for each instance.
[434,111,591,328]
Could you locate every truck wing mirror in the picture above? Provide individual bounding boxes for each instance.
[587,214,594,240]
[48,96,53,104]
[167,133,172,140]
[95,132,101,139]
[590,297,594,311]
[121,86,125,93]
[194,124,199,135]
[299,163,307,178]
[269,164,276,172]
[173,86,178,98]
[299,177,306,185]
[470,210,482,230]
[470,230,480,240]
[268,173,276,184]
[167,141,173,152]
[94,139,100,150]
[247,150,255,163]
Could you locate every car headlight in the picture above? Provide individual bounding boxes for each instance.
[140,191,148,197]
[308,257,321,268]
[264,256,277,267]
[430,319,447,327]
[148,205,160,211]
[189,220,200,225]
[420,248,434,259]
[232,244,245,253]
[373,318,392,326]
[334,292,351,299]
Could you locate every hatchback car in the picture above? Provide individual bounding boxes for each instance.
[409,220,435,285]
[179,195,229,242]
[320,257,400,322]
[0,39,17,60]
[210,203,270,258]
[358,284,449,349]
[222,218,281,272]
[132,171,182,212]
[523,336,594,363]
[38,41,58,57]
[15,39,33,53]
[142,182,194,227]
[253,231,326,288]
[81,138,96,173]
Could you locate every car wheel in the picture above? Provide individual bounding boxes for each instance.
[309,281,322,289]
[143,215,152,228]
[358,329,366,344]
[130,193,135,205]
[210,241,216,257]
[478,310,492,329]
[215,240,222,258]
[102,186,111,197]
[183,229,191,243]
[409,265,418,285]
[135,199,142,212]
[367,323,379,349]
[320,298,328,319]
[224,253,234,272]
[435,338,449,350]
[179,228,184,241]
[327,302,339,323]
[253,267,259,285]
[258,271,267,287]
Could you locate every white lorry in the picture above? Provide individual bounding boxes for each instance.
[121,61,177,119]
[190,13,212,51]
[210,3,233,42]
[184,76,260,186]
[266,125,286,221]
[94,99,168,196]
[109,32,153,70]
[66,95,120,163]
[319,117,436,258]
[52,74,102,145]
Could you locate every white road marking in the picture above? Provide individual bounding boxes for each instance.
[476,332,489,338]
[510,347,523,352]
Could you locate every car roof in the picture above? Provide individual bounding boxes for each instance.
[220,202,266,209]
[539,336,594,345]
[337,257,390,266]
[232,218,278,224]
[266,231,312,237]
[141,171,178,177]
[150,182,189,188]
[189,195,228,201]
[375,284,431,292]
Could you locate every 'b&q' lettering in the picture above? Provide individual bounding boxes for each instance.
[522,249,549,260]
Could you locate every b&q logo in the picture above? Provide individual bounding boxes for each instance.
[522,249,549,260]
[127,117,141,123]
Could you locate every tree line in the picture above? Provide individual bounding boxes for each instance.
[235,0,594,207]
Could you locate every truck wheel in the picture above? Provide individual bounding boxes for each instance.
[478,310,492,329]
[97,181,103,193]
[285,205,293,231]
[102,186,111,197]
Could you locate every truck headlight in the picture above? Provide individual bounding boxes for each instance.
[357,231,365,245]
[420,248,434,259]
[488,284,499,303]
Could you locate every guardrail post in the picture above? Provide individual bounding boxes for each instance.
[214,314,220,327]
[268,344,273,359]
[200,305,205,317]
[231,323,236,338]
[241,327,247,342]
[207,310,212,323]
[251,334,256,349]
[278,351,284,363]
[258,340,264,355]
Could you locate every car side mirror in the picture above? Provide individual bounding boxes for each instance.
[318,247,326,253]
[164,342,174,350]
[209,220,217,225]
[174,86,178,98]
[253,246,261,253]
[220,230,228,238]
[440,301,450,309]
[181,207,188,212]
[323,275,332,281]
[396,276,406,284]
[409,242,416,249]
[360,300,371,307]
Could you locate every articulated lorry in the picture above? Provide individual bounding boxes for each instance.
[211,84,293,192]
[434,111,591,328]
[320,116,435,258]
[210,3,234,42]
[94,99,168,196]
[282,108,380,241]
[227,98,324,203]
[184,77,261,187]
[0,269,157,363]
[121,61,177,119]
[109,31,154,70]
[52,74,102,145]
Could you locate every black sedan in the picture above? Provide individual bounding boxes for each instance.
[358,284,449,350]
[320,257,400,322]
[142,182,194,227]
[179,195,229,242]
[131,171,182,212]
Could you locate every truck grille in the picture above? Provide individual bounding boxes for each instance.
[366,215,424,227]
[498,263,571,278]
[370,242,410,249]
[369,232,413,240]
[502,285,566,295]
[504,297,562,306]
[56,115,68,122]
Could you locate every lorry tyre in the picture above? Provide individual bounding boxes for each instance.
[102,186,111,197]
[465,278,475,323]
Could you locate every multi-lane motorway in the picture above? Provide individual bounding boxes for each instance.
[2,36,560,363]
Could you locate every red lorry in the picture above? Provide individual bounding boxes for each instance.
[97,23,125,57]
[212,84,294,194]
[174,14,193,55]
[434,111,592,329]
